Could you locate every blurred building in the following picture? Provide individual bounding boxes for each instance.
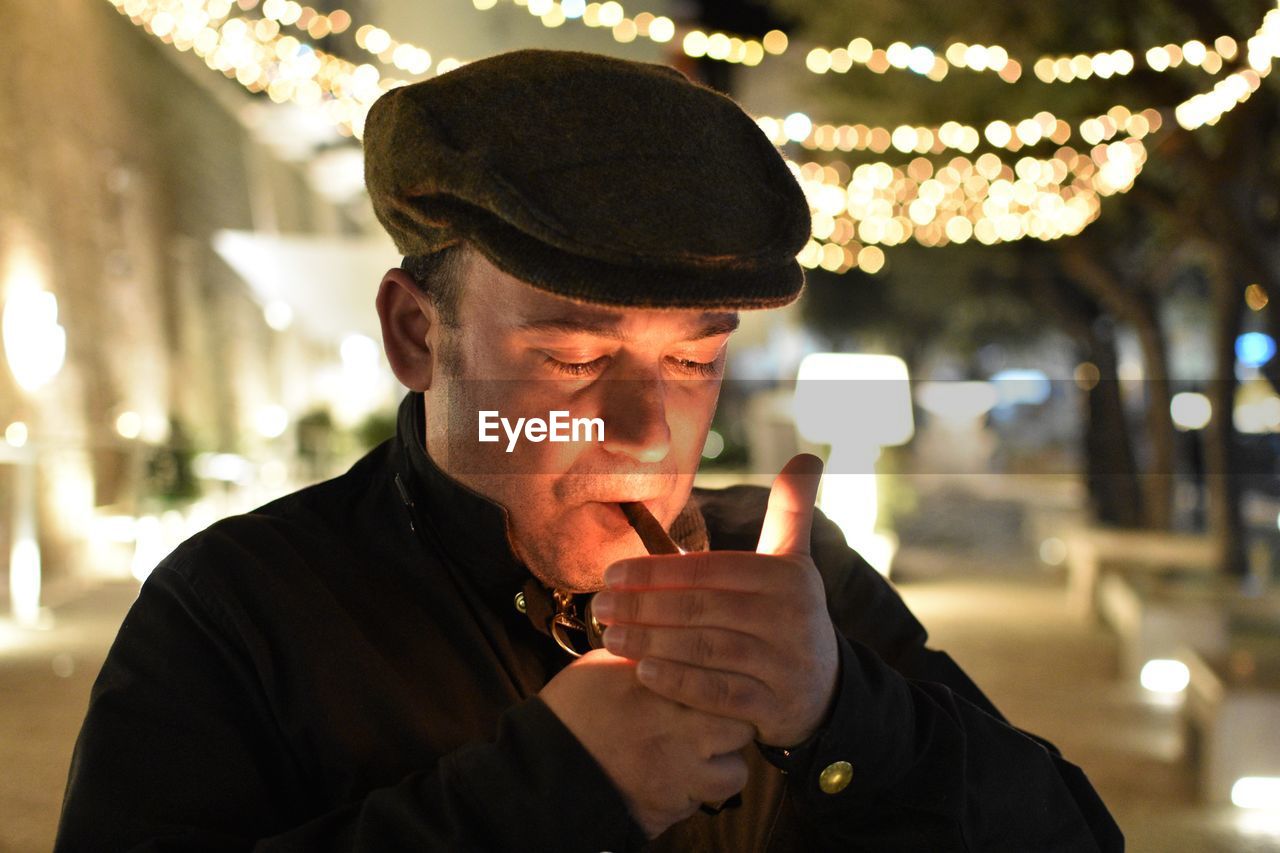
[0,1,386,608]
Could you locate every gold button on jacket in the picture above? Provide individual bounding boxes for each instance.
[818,761,853,795]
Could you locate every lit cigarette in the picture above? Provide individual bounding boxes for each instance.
[618,502,682,555]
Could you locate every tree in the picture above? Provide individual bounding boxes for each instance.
[749,0,1280,572]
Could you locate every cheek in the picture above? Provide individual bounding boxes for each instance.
[667,390,719,472]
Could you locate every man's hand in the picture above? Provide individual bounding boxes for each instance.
[539,649,755,839]
[592,454,839,748]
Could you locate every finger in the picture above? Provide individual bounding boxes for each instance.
[604,624,773,680]
[690,751,750,805]
[695,716,756,758]
[604,551,783,593]
[591,588,770,632]
[636,657,771,723]
[756,453,824,557]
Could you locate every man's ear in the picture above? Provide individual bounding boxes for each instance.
[376,268,438,391]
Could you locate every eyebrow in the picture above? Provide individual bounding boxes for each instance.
[516,313,740,341]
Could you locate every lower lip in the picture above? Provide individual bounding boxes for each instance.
[587,501,629,527]
[588,500,658,532]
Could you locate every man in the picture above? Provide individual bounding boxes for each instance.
[57,50,1122,850]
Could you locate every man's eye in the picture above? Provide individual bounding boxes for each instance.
[667,356,722,377]
[545,355,610,376]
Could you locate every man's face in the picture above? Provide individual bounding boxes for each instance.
[423,249,736,592]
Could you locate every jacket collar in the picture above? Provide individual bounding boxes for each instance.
[392,391,531,599]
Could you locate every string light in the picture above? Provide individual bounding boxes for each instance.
[792,139,1147,272]
[803,39,1016,82]
[758,107,1162,155]
[223,0,1279,103]
[105,0,1271,278]
[1032,39,1241,83]
[1174,6,1280,129]
[472,0,683,57]
[1246,284,1270,311]
[473,0,1263,87]
[107,0,416,138]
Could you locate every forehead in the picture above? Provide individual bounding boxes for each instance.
[458,247,738,335]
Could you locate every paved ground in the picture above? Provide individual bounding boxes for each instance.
[0,581,140,853]
[1,566,1277,852]
[897,569,1280,853]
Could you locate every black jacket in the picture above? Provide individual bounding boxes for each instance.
[56,392,1123,851]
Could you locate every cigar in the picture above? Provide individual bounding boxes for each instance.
[618,502,681,555]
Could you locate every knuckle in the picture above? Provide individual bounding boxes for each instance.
[610,592,632,621]
[731,679,761,715]
[679,591,705,625]
[724,631,752,664]
[710,672,733,711]
[692,629,717,667]
[630,560,654,587]
[696,717,754,759]
[687,551,713,587]
[668,662,689,694]
[625,626,648,656]
[722,718,755,749]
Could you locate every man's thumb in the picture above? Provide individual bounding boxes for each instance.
[756,453,824,556]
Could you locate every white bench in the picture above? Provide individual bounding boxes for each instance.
[1096,573,1230,676]
[1065,527,1217,619]
[1183,644,1280,803]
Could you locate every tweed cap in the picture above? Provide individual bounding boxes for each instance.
[362,49,811,309]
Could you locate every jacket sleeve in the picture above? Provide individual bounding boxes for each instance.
[54,564,646,853]
[770,512,1124,853]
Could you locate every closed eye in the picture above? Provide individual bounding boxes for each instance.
[666,356,721,377]
[544,355,610,377]
[541,353,724,378]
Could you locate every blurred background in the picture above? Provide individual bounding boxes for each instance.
[3,0,1280,850]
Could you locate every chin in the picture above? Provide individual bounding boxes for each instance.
[520,525,644,593]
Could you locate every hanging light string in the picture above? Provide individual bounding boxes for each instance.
[105,0,1280,274]
[221,0,1280,137]
[790,137,1148,273]
[473,0,1260,86]
[756,105,1164,155]
[109,0,412,138]
[794,5,1280,271]
[1172,5,1280,129]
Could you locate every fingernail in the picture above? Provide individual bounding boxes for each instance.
[591,591,614,619]
[636,659,657,681]
[604,625,628,652]
[603,562,627,587]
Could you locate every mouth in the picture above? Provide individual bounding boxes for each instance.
[585,499,663,533]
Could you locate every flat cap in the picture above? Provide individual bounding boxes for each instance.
[363,49,810,309]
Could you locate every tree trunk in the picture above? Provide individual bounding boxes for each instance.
[1026,256,1146,527]
[1058,244,1170,529]
[1132,300,1176,529]
[1205,270,1247,576]
[1084,321,1145,528]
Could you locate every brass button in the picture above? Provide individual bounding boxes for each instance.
[818,760,853,794]
[514,591,527,614]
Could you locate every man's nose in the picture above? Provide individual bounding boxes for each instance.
[599,373,671,463]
